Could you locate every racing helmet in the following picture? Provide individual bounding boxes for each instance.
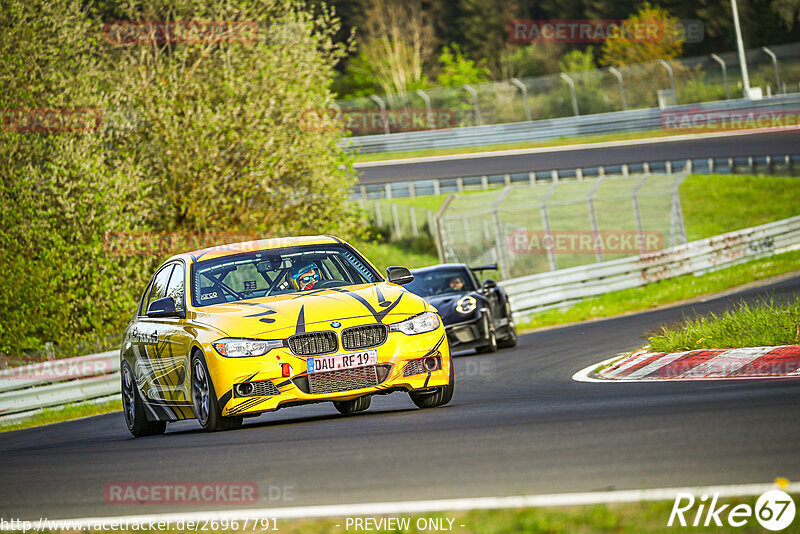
[289,262,320,291]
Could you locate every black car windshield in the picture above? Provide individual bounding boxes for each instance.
[405,267,476,297]
[191,244,381,306]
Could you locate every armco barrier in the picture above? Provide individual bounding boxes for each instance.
[343,94,800,155]
[0,351,119,421]
[500,215,800,321]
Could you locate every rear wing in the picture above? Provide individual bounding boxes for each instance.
[470,264,498,272]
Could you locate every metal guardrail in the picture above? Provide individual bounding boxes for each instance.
[500,215,800,322]
[344,94,800,155]
[0,351,119,422]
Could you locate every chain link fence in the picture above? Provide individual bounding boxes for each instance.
[337,42,800,134]
[435,172,687,279]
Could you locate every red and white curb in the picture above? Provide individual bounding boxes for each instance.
[574,345,800,383]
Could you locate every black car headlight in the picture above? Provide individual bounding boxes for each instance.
[456,295,477,314]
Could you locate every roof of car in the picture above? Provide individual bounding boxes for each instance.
[175,235,343,263]
[411,263,468,272]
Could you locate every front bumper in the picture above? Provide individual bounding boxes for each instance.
[444,313,488,351]
[205,326,452,417]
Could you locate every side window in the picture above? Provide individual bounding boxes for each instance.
[146,265,174,314]
[137,281,152,316]
[165,264,185,312]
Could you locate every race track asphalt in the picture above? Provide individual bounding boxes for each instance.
[1,276,798,520]
[357,129,800,184]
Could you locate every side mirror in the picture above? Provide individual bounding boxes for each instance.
[482,279,497,290]
[146,297,184,318]
[386,266,414,285]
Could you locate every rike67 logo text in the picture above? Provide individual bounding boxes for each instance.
[668,490,795,531]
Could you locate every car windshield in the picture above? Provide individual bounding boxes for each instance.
[405,267,476,297]
[191,244,381,306]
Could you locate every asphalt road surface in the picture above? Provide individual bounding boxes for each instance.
[1,276,799,520]
[357,129,800,184]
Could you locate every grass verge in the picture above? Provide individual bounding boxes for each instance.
[681,174,800,241]
[377,174,800,240]
[95,494,797,533]
[0,398,121,433]
[354,240,438,271]
[518,249,800,332]
[648,297,800,352]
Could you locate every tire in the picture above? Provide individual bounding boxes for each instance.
[475,329,498,353]
[333,395,371,415]
[191,351,243,432]
[409,358,455,409]
[498,304,518,349]
[121,361,166,438]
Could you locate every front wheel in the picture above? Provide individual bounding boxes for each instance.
[409,359,455,409]
[475,329,498,353]
[498,303,518,348]
[191,352,242,432]
[333,395,371,415]
[121,362,166,438]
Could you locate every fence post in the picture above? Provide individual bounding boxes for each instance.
[433,179,441,196]
[408,181,416,198]
[492,186,513,279]
[391,203,402,239]
[632,175,650,254]
[762,47,781,95]
[375,201,383,227]
[384,183,392,200]
[608,67,627,110]
[586,176,606,263]
[660,60,677,96]
[529,171,536,187]
[463,84,482,126]
[481,175,489,190]
[510,78,532,121]
[433,194,456,263]
[369,94,390,134]
[541,182,559,271]
[669,173,688,247]
[710,53,730,100]
[415,89,435,129]
[560,73,579,116]
[457,177,464,192]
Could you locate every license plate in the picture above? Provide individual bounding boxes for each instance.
[307,349,378,374]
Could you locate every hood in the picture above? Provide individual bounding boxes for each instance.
[192,282,427,339]
[424,291,483,324]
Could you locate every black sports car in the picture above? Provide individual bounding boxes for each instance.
[405,263,517,353]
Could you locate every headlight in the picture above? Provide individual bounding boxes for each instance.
[212,338,284,357]
[389,311,440,335]
[456,295,477,314]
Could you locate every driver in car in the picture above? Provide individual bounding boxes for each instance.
[290,262,321,291]
[449,276,464,292]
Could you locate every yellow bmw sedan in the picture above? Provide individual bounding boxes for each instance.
[120,236,454,436]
